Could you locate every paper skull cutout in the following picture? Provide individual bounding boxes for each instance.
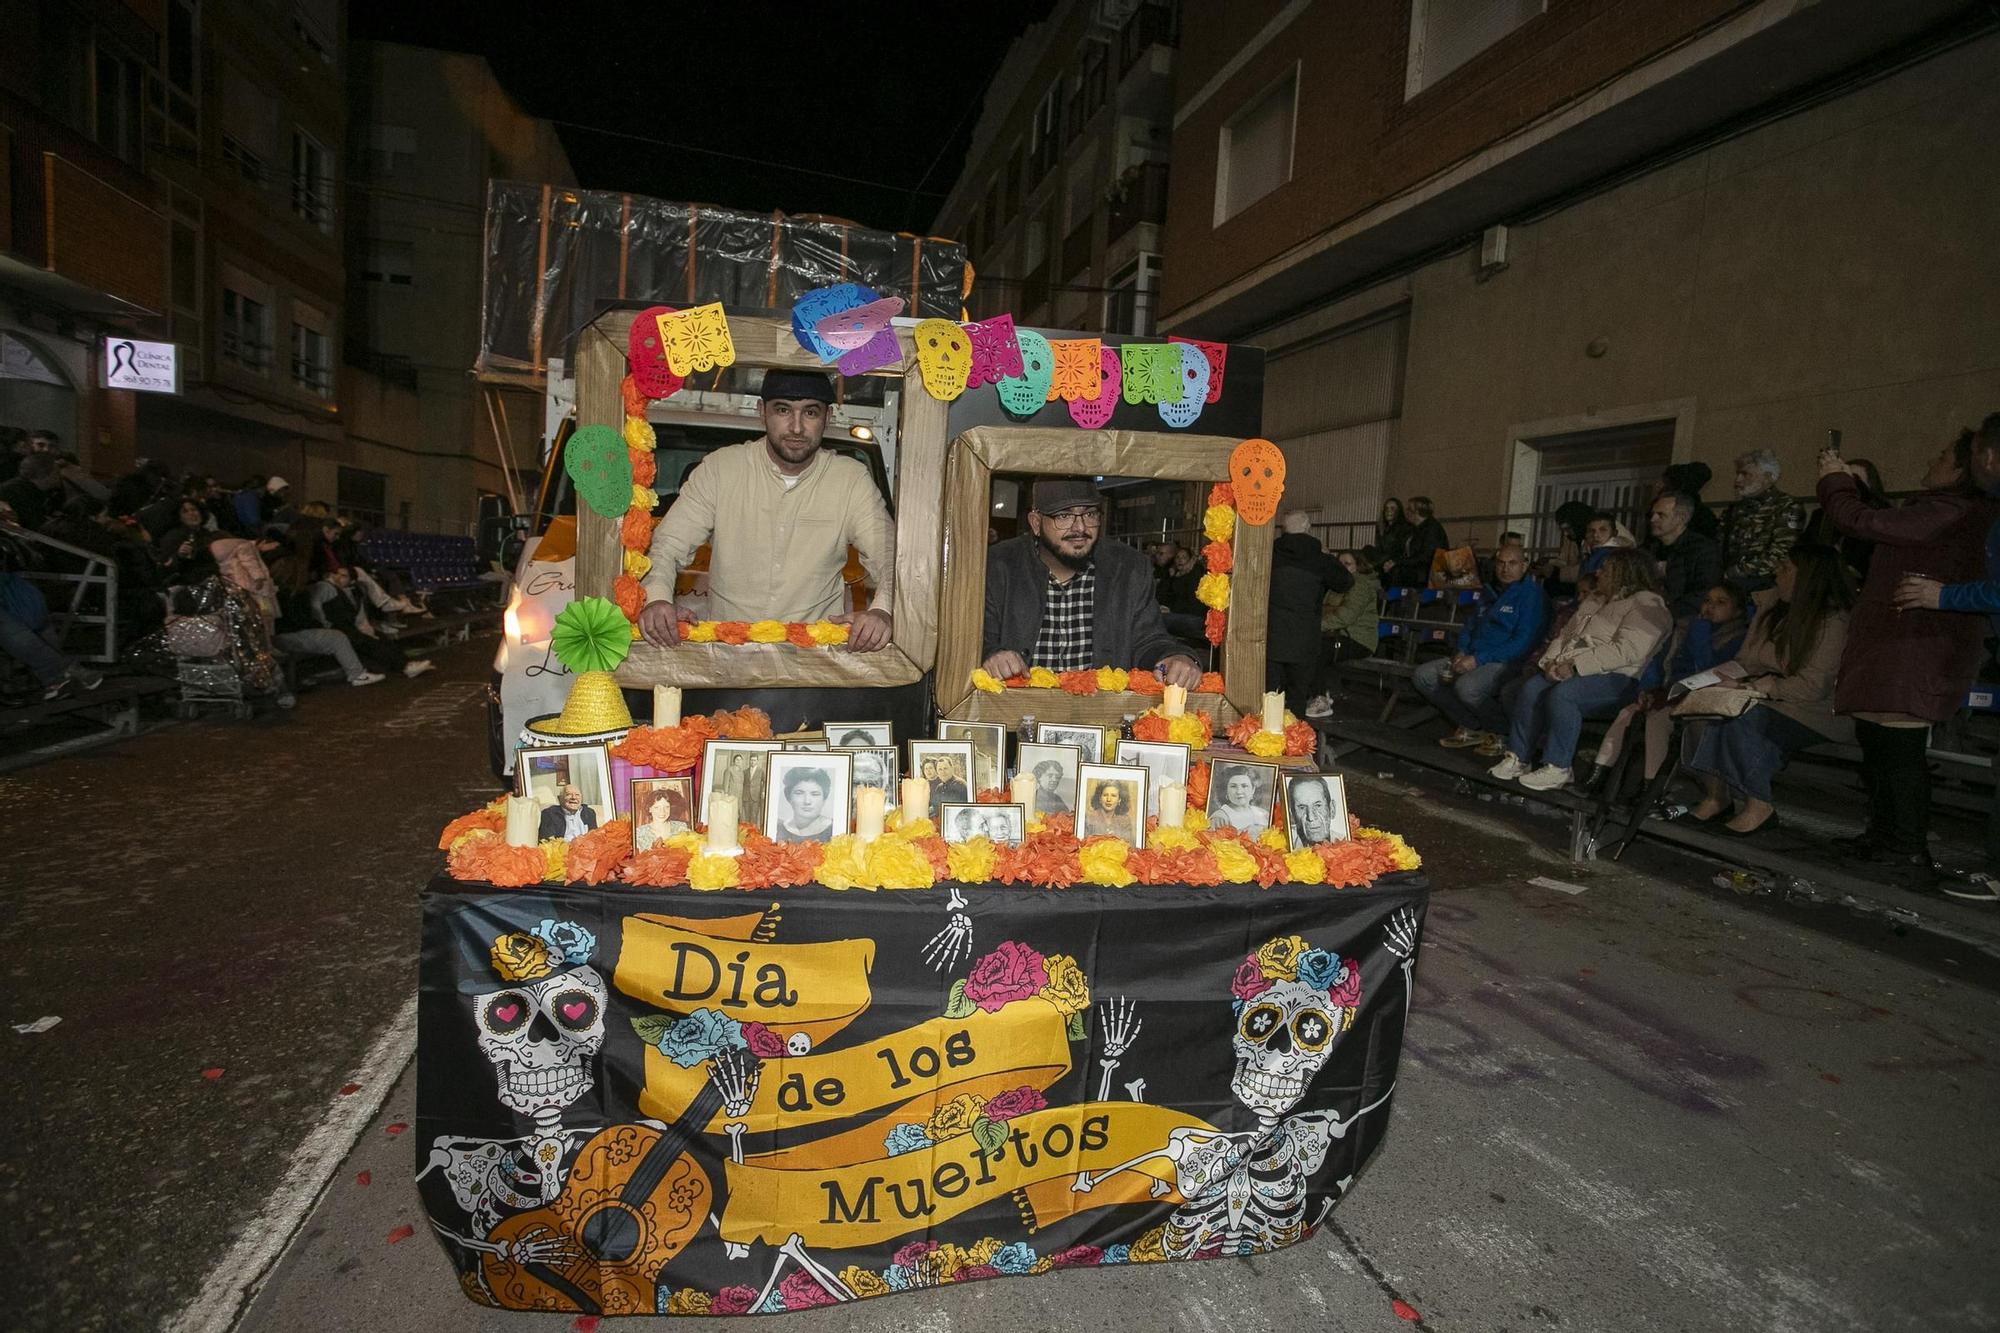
[564,424,636,519]
[1068,345,1123,429]
[792,283,871,363]
[965,314,1024,386]
[1168,336,1228,404]
[1158,342,1213,428]
[815,296,904,350]
[912,318,972,401]
[1230,437,1287,526]
[627,305,684,398]
[996,329,1054,417]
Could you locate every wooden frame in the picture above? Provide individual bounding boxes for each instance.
[572,310,950,690]
[934,426,1274,726]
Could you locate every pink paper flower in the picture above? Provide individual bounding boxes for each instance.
[712,1285,757,1315]
[740,1021,788,1060]
[963,940,1049,1013]
[1230,955,1272,1001]
[778,1269,838,1309]
[982,1086,1048,1123]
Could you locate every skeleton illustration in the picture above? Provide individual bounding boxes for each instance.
[1095,997,1142,1100]
[924,882,974,973]
[1073,909,1421,1259]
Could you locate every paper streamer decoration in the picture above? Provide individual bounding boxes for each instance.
[1047,338,1104,402]
[564,424,636,519]
[995,329,1054,416]
[627,305,685,398]
[550,596,635,675]
[964,314,1024,386]
[1168,336,1228,404]
[1119,343,1184,405]
[815,295,905,376]
[1158,341,1213,429]
[791,283,872,363]
[657,303,736,375]
[1230,438,1288,525]
[1068,345,1122,429]
[912,318,972,401]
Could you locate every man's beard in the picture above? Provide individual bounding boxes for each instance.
[1036,527,1096,571]
[768,433,818,467]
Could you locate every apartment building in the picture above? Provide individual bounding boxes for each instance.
[1157,0,2000,540]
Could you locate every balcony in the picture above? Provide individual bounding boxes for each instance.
[1105,163,1169,245]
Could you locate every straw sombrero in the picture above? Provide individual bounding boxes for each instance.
[524,596,637,745]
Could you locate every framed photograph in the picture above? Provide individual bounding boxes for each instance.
[837,746,899,806]
[764,752,853,844]
[1077,763,1147,847]
[783,739,828,751]
[1113,739,1191,819]
[908,740,975,820]
[1282,772,1350,850]
[941,802,1026,847]
[1016,742,1082,818]
[939,720,1007,795]
[1036,722,1105,763]
[1206,760,1279,840]
[826,721,894,750]
[516,744,614,843]
[699,739,783,828]
[631,776,695,851]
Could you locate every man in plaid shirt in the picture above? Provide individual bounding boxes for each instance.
[981,477,1203,687]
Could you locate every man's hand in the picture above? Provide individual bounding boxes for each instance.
[638,598,694,647]
[1157,655,1203,690]
[1450,653,1477,675]
[982,650,1028,680]
[1893,575,1944,612]
[1544,659,1577,682]
[835,608,893,653]
[1817,448,1848,480]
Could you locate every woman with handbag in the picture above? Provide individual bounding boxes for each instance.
[1679,545,1854,834]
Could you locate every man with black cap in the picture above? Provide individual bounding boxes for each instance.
[637,368,895,650]
[981,477,1203,687]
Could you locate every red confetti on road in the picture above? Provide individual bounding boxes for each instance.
[1391,1298,1422,1322]
[201,1068,225,1081]
[339,1082,361,1095]
[1821,1073,1842,1084]
[573,1318,602,1333]
[384,1122,408,1135]
[356,1171,372,1187]
[386,1225,415,1245]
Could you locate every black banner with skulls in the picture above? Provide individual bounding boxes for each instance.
[417,873,1428,1316]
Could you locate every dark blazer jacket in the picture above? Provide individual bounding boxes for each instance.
[983,535,1190,670]
[538,803,599,840]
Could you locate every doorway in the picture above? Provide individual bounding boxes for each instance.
[1512,415,1680,552]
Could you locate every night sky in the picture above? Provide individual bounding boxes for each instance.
[348,0,1057,234]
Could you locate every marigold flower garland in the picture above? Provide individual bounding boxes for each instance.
[970,666,1227,696]
[609,706,774,773]
[1225,709,1319,758]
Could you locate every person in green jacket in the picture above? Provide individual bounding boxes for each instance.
[1306,548,1382,717]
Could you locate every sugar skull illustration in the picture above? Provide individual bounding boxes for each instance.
[627,304,684,398]
[996,330,1054,416]
[1157,342,1213,428]
[1230,438,1287,525]
[1069,345,1123,429]
[912,318,972,400]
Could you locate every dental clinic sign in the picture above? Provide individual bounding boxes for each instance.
[102,338,179,394]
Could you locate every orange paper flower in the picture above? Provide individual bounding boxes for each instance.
[620,509,655,550]
[620,375,651,417]
[448,831,551,887]
[738,839,823,889]
[974,788,1009,804]
[629,448,657,488]
[714,621,750,645]
[1057,671,1098,696]
[1187,761,1211,808]
[1209,483,1234,508]
[1284,719,1318,756]
[1197,671,1225,694]
[786,622,818,648]
[713,706,774,739]
[1205,610,1227,645]
[567,820,634,885]
[438,806,504,850]
[625,845,694,887]
[611,574,645,620]
[1125,671,1164,696]
[1202,541,1233,575]
[998,830,1083,887]
[1131,713,1170,743]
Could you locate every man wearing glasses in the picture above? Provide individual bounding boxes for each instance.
[981,477,1204,687]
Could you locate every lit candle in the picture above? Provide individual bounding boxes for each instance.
[505,795,537,847]
[1010,771,1039,810]
[854,786,886,844]
[900,777,930,823]
[1162,683,1187,718]
[705,792,740,853]
[1261,690,1286,734]
[653,685,682,729]
[1157,781,1187,828]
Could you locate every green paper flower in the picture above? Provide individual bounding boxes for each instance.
[564,424,636,518]
[551,596,632,675]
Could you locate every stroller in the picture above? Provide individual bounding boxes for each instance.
[158,577,285,719]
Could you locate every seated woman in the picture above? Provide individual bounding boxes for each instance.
[1580,582,1749,794]
[1682,544,1854,834]
[1489,549,1671,791]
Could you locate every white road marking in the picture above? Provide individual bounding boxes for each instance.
[162,993,418,1333]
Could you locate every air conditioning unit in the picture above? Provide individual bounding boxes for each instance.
[1479,225,1510,273]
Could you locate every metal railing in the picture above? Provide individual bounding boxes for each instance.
[7,528,121,664]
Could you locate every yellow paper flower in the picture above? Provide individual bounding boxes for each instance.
[1039,953,1092,1013]
[621,548,652,579]
[1184,808,1209,833]
[808,620,849,645]
[665,1288,713,1315]
[1027,666,1061,689]
[1148,825,1199,851]
[929,1240,978,1278]
[971,668,1004,695]
[966,1237,1002,1267]
[661,831,704,853]
[685,621,718,643]
[630,622,643,640]
[1211,839,1260,884]
[1129,1225,1169,1263]
[1166,714,1210,750]
[865,835,935,889]
[1258,827,1289,852]
[815,835,868,890]
[1095,667,1129,692]
[622,417,657,452]
[1196,572,1231,611]
[1284,848,1326,884]
[947,837,997,883]
[1256,934,1310,980]
[1078,839,1135,887]
[538,837,568,882]
[1361,826,1422,870]
[489,932,551,982]
[747,619,787,643]
[1244,729,1285,758]
[687,852,740,890]
[839,1267,889,1299]
[1202,504,1235,544]
[631,484,659,511]
[926,1093,988,1141]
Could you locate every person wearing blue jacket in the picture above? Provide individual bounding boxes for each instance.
[1416,542,1549,754]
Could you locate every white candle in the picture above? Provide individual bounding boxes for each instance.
[1162,683,1187,718]
[705,792,739,852]
[901,777,930,823]
[1261,690,1286,734]
[1010,771,1038,810]
[854,786,886,844]
[653,685,682,729]
[505,795,537,847]
[1157,782,1187,828]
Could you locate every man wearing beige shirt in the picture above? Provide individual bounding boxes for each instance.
[637,369,896,651]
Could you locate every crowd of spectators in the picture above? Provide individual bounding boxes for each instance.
[1272,414,2000,895]
[0,427,436,704]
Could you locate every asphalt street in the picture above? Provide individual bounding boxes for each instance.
[6,643,1999,1331]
